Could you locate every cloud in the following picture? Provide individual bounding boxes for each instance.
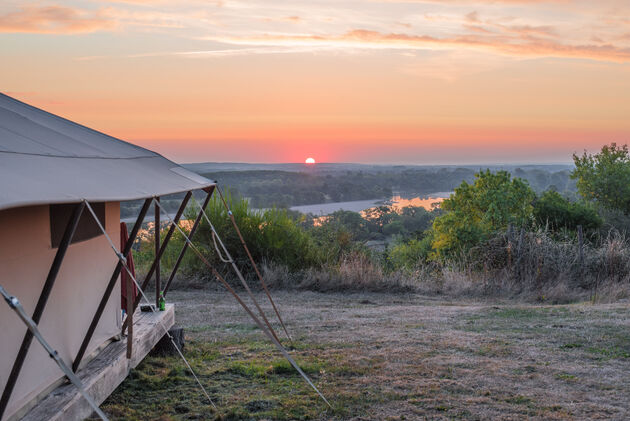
[466,11,480,23]
[74,45,337,61]
[372,0,571,3]
[0,5,115,34]
[208,29,630,62]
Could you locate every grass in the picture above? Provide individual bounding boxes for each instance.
[100,290,630,420]
[101,339,380,420]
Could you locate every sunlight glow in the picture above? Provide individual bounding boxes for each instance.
[305,157,316,164]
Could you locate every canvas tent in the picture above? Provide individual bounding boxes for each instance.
[0,92,215,420]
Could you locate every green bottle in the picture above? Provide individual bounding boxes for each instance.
[159,292,166,311]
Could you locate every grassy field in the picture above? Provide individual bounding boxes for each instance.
[101,291,630,420]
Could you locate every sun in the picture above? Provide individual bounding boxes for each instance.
[305,157,316,164]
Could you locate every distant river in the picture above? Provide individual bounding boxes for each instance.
[290,192,452,216]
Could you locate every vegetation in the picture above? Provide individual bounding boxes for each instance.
[430,170,535,260]
[572,143,630,214]
[533,190,602,233]
[196,166,574,209]
[115,146,630,419]
[102,291,630,420]
[129,143,630,302]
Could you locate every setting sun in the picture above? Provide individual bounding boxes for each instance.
[305,157,316,164]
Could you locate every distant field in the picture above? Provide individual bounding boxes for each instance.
[102,291,630,420]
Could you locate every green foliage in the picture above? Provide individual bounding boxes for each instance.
[191,192,323,275]
[308,221,359,264]
[321,210,370,241]
[431,170,535,259]
[533,190,602,233]
[388,235,433,270]
[572,143,630,214]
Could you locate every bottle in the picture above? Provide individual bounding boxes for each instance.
[159,292,166,311]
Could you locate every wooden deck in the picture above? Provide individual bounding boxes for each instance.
[20,304,175,421]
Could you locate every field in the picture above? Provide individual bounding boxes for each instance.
[102,291,630,420]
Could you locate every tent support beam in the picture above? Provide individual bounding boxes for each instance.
[162,187,214,297]
[0,202,85,420]
[155,197,160,308]
[121,191,193,334]
[73,198,151,373]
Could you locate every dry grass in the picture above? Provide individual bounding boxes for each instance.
[261,253,415,293]
[102,290,630,420]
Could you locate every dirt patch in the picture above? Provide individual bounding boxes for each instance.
[102,291,630,420]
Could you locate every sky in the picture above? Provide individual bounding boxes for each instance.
[1,0,629,164]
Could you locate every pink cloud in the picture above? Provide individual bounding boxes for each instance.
[0,5,115,34]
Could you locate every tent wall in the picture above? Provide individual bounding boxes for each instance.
[0,202,121,420]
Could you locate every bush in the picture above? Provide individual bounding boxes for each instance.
[431,170,535,259]
[572,143,630,214]
[388,235,433,270]
[533,190,602,233]
[191,193,323,277]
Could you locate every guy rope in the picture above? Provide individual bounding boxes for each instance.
[0,285,110,421]
[153,197,332,408]
[216,186,292,342]
[190,196,285,345]
[83,200,217,410]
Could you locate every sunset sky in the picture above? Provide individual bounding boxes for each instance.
[1,0,629,164]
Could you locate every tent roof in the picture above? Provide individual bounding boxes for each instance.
[0,93,214,211]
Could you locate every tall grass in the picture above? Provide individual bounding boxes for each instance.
[408,228,630,302]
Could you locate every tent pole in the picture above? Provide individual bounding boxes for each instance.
[121,191,193,334]
[72,198,151,372]
[155,197,160,308]
[162,187,214,297]
[0,202,85,420]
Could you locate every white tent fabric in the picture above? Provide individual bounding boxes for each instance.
[0,93,214,211]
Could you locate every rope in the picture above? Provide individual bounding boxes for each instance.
[215,186,293,342]
[0,285,110,421]
[83,201,217,410]
[152,197,331,408]
[188,197,284,345]
[211,232,232,264]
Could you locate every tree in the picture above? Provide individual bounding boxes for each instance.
[431,170,535,259]
[533,190,602,232]
[572,143,630,214]
[325,210,369,241]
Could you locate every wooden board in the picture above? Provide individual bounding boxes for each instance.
[19,304,175,421]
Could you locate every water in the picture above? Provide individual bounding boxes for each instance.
[290,192,452,216]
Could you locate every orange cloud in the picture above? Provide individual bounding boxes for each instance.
[0,5,114,34]
[211,28,630,63]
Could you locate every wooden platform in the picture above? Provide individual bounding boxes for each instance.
[20,304,175,421]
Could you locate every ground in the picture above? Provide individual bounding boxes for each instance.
[101,290,630,420]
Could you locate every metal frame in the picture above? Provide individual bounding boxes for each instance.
[121,191,194,334]
[72,198,152,372]
[1,187,214,419]
[162,187,214,297]
[0,202,86,420]
[154,197,161,308]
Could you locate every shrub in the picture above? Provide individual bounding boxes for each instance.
[431,170,535,259]
[533,190,602,233]
[572,143,630,214]
[388,235,433,270]
[187,192,323,280]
